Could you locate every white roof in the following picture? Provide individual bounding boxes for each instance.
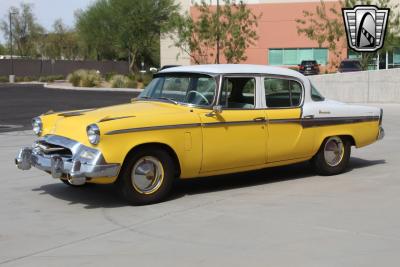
[159,64,306,80]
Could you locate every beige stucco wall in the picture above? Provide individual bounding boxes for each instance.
[160,0,191,67]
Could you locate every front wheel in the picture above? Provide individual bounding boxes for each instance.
[116,148,175,205]
[311,136,351,175]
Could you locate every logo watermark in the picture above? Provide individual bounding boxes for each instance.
[342,5,389,52]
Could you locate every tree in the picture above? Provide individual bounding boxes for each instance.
[76,0,179,71]
[0,43,6,55]
[41,19,85,60]
[75,0,118,60]
[171,0,260,64]
[296,0,400,70]
[0,3,44,58]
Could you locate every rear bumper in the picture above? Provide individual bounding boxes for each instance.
[15,135,120,185]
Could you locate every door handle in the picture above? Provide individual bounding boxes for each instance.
[253,117,266,122]
[304,115,314,119]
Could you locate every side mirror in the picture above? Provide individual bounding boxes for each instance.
[149,67,158,73]
[213,105,223,113]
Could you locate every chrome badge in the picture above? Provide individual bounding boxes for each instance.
[342,5,389,52]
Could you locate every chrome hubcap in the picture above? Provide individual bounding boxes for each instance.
[131,156,164,194]
[324,137,344,167]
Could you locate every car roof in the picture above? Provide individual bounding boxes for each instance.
[341,59,360,62]
[159,64,305,80]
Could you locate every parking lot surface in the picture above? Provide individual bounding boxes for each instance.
[0,84,137,132]
[0,103,399,267]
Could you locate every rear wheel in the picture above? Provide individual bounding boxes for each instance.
[311,136,351,175]
[116,148,175,205]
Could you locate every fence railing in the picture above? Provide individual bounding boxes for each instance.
[0,59,129,77]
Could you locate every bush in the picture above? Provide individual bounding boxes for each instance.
[67,69,102,87]
[143,73,153,87]
[0,76,9,83]
[80,70,102,87]
[39,75,65,83]
[105,72,117,82]
[110,74,137,88]
[67,69,84,86]
[125,79,138,88]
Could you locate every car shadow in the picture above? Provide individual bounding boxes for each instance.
[32,157,385,208]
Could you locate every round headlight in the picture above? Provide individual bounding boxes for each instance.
[32,117,42,136]
[87,124,100,145]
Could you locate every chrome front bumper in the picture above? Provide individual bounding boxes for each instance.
[15,135,120,185]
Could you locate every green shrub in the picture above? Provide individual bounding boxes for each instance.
[0,76,9,83]
[143,73,153,87]
[125,79,138,88]
[67,70,101,87]
[105,72,117,82]
[38,75,64,83]
[67,69,84,86]
[110,74,137,88]
[80,70,102,87]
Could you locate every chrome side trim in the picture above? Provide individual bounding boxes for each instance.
[98,115,136,123]
[269,116,380,128]
[105,123,202,135]
[202,119,266,127]
[301,116,380,128]
[105,116,378,135]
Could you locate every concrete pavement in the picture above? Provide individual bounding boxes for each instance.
[0,104,399,267]
[0,84,138,132]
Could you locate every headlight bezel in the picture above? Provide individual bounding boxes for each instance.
[32,117,43,136]
[87,124,100,145]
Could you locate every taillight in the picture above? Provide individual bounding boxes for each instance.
[300,66,304,70]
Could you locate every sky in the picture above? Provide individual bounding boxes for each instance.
[0,0,94,43]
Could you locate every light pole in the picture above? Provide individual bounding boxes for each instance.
[216,0,220,64]
[9,11,17,83]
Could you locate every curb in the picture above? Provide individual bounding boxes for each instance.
[44,83,143,93]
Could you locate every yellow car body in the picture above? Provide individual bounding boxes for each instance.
[16,64,384,202]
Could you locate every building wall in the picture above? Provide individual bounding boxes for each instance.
[309,68,400,103]
[160,0,191,67]
[189,1,346,70]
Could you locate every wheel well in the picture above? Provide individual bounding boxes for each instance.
[122,143,181,177]
[339,135,356,146]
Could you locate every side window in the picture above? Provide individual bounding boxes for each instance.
[264,78,302,108]
[220,77,255,109]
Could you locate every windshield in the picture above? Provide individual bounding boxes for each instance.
[138,74,217,107]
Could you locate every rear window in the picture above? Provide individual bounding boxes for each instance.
[340,61,361,68]
[311,83,325,102]
[301,60,317,65]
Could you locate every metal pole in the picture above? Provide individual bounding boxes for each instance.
[216,0,220,64]
[9,12,14,76]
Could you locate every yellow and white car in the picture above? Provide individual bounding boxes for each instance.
[16,64,384,204]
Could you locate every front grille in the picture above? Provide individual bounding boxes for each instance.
[35,140,73,157]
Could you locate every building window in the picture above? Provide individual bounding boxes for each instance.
[268,48,328,66]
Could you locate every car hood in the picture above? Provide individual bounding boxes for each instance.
[44,101,191,143]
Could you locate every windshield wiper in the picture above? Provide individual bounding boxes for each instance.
[154,97,179,105]
[137,96,179,105]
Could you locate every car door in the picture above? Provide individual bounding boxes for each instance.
[263,76,314,162]
[199,76,267,173]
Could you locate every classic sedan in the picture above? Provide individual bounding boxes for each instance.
[15,64,384,205]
